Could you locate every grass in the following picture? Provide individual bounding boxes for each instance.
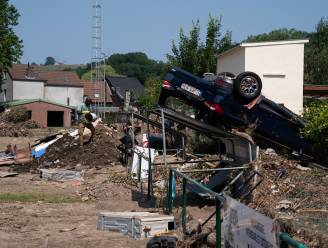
[0,193,81,203]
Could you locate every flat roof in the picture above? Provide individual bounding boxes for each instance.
[218,39,309,58]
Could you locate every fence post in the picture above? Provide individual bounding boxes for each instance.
[137,154,141,182]
[216,199,222,248]
[147,111,152,199]
[182,177,187,234]
[279,232,308,248]
[167,169,173,214]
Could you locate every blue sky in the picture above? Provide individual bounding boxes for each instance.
[11,0,328,65]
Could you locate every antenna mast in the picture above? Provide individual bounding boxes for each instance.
[91,0,102,115]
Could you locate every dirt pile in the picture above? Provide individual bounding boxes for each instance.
[18,124,122,172]
[249,150,328,247]
[0,109,40,137]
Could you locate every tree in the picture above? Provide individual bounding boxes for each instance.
[167,15,234,76]
[138,76,162,107]
[107,52,166,82]
[0,0,23,88]
[246,28,308,42]
[44,56,56,66]
[304,18,328,83]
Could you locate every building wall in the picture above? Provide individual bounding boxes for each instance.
[216,48,245,75]
[13,80,45,100]
[44,86,83,107]
[0,72,13,101]
[245,44,304,114]
[17,102,71,127]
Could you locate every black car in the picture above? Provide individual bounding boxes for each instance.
[158,67,327,165]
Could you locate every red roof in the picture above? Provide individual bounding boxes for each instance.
[82,80,112,103]
[8,64,83,87]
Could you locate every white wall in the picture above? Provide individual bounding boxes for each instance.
[44,86,83,107]
[216,48,245,75]
[13,80,44,100]
[245,44,304,114]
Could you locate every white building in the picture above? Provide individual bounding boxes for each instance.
[216,39,309,114]
[0,64,83,107]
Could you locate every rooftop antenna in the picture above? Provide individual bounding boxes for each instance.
[91,0,102,115]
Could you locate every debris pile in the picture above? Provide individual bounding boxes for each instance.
[249,150,328,247]
[17,124,121,172]
[0,108,40,137]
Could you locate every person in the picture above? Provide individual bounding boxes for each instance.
[78,112,96,146]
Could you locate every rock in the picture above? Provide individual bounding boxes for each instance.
[206,232,216,247]
[264,148,277,156]
[81,196,89,202]
[295,164,311,171]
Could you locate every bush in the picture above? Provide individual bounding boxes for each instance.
[302,100,328,147]
[5,107,28,123]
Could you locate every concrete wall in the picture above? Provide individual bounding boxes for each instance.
[245,44,305,114]
[0,72,13,101]
[13,80,45,100]
[17,102,71,127]
[44,86,83,107]
[216,48,245,76]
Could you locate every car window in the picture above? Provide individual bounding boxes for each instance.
[165,96,197,117]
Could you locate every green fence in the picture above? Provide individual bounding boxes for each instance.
[167,168,308,248]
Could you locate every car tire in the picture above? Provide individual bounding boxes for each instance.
[234,72,262,103]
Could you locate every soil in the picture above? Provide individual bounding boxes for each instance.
[16,124,122,173]
[0,167,149,248]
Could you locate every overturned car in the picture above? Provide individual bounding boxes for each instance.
[158,67,328,165]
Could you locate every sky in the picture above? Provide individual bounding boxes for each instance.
[11,0,328,65]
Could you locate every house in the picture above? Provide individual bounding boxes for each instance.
[82,80,112,106]
[0,64,83,107]
[217,39,309,114]
[0,99,74,127]
[106,76,144,107]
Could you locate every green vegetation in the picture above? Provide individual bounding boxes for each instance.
[167,15,234,76]
[138,76,162,107]
[0,0,23,88]
[44,56,56,66]
[3,107,28,123]
[107,52,166,82]
[81,64,124,80]
[0,192,81,203]
[246,18,328,84]
[302,100,328,148]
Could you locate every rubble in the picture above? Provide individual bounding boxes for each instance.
[16,124,121,172]
[249,150,328,247]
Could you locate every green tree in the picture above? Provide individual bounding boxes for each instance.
[138,76,162,107]
[0,0,23,88]
[305,18,328,83]
[44,56,56,66]
[167,15,234,76]
[107,52,166,82]
[246,28,308,42]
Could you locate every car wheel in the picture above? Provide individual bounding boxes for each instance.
[234,72,262,103]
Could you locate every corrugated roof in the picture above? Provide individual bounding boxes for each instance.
[0,99,75,109]
[8,64,83,87]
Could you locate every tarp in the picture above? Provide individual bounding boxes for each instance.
[131,146,157,179]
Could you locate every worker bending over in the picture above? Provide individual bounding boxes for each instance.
[78,112,96,146]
